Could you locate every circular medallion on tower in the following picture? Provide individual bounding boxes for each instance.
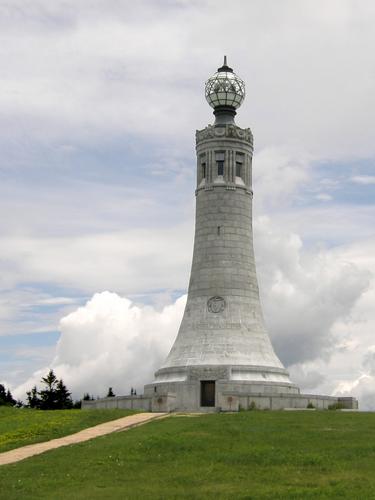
[205,56,245,110]
[207,296,226,313]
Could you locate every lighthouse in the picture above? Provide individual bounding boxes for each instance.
[82,58,358,412]
[145,57,299,411]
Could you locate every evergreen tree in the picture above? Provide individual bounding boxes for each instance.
[39,369,59,410]
[25,370,75,410]
[0,384,6,405]
[6,389,16,406]
[0,384,16,406]
[26,386,41,408]
[106,387,115,397]
[55,379,73,409]
[82,393,95,401]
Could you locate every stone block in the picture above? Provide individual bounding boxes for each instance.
[151,393,177,413]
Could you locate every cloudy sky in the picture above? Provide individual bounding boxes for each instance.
[1,0,375,408]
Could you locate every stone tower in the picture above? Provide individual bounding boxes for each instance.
[145,57,299,411]
[80,58,358,413]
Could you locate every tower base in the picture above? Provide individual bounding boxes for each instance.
[81,390,358,412]
[144,363,298,412]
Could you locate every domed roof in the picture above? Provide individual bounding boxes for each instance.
[205,56,246,110]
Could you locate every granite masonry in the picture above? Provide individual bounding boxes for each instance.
[83,58,358,412]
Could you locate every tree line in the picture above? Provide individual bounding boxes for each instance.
[26,369,75,409]
[0,383,17,406]
[1,370,124,410]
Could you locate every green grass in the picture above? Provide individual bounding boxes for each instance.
[2,411,375,499]
[0,406,137,452]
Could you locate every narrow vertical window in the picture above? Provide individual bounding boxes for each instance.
[215,152,225,177]
[217,161,224,176]
[236,162,242,177]
[236,153,244,179]
[200,153,207,181]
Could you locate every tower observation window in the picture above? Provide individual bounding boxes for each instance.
[236,152,244,178]
[236,162,242,177]
[215,152,225,177]
[202,163,206,178]
[200,154,207,180]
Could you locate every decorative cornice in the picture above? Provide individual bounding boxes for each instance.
[195,184,253,196]
[196,124,253,145]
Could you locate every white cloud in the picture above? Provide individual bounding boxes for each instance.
[273,240,375,408]
[0,225,193,295]
[254,217,371,366]
[252,148,311,212]
[1,1,375,157]
[0,288,81,337]
[351,175,375,185]
[315,193,333,201]
[14,291,186,400]
[334,375,375,411]
[324,278,375,409]
[36,297,77,306]
[288,365,326,391]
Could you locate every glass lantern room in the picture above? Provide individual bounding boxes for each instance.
[205,57,246,110]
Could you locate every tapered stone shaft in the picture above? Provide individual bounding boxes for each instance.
[145,58,298,410]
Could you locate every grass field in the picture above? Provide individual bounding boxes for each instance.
[1,410,375,499]
[0,406,137,453]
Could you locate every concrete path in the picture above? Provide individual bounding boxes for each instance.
[0,412,167,466]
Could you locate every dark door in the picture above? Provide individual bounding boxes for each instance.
[201,381,215,407]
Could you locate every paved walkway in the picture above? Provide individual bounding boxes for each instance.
[0,412,167,466]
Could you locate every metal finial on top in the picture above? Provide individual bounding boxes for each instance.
[218,55,233,73]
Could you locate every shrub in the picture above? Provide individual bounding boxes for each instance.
[82,393,94,401]
[328,402,345,410]
[106,387,115,398]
